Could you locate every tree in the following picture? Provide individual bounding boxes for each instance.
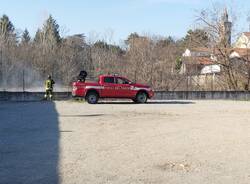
[196,7,247,90]
[21,29,31,44]
[32,15,61,78]
[42,15,61,46]
[156,36,175,48]
[183,29,210,47]
[93,41,109,50]
[58,34,91,85]
[0,14,15,41]
[34,28,42,43]
[93,40,124,55]
[0,15,17,89]
[175,56,182,71]
[125,32,140,45]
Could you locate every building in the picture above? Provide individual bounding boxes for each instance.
[220,8,232,46]
[181,47,219,75]
[234,32,250,48]
[180,8,250,90]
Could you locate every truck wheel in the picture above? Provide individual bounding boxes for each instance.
[136,92,148,103]
[86,92,99,104]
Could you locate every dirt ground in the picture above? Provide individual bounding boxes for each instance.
[1,100,250,184]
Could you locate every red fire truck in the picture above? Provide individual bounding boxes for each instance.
[72,74,154,104]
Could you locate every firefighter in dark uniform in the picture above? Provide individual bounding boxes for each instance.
[77,70,87,82]
[44,75,55,100]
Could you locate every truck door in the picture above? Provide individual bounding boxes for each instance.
[116,77,133,98]
[102,76,117,97]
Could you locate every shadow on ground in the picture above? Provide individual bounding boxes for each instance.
[60,114,105,117]
[147,101,195,104]
[0,102,59,184]
[98,101,195,105]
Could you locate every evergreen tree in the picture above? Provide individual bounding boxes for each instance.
[42,15,61,45]
[183,29,210,47]
[0,14,15,41]
[93,41,109,50]
[93,40,124,54]
[156,36,175,47]
[21,29,31,44]
[125,32,140,45]
[175,56,182,71]
[34,28,42,43]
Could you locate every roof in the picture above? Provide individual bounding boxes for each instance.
[185,56,214,65]
[196,57,214,65]
[187,47,212,53]
[186,47,250,57]
[184,46,250,66]
[229,48,250,62]
[187,47,213,53]
[243,32,250,38]
[231,48,250,57]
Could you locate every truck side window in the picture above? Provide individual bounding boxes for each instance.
[104,77,115,84]
[117,78,129,84]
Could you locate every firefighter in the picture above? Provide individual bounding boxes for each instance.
[44,75,55,100]
[77,70,87,82]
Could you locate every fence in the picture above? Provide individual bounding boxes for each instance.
[0,91,250,101]
[0,92,71,101]
[154,91,250,100]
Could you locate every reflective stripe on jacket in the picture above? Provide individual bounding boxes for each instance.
[45,79,54,90]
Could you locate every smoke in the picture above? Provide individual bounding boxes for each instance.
[0,62,70,92]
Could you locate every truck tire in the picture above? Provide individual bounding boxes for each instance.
[86,92,99,104]
[136,92,148,103]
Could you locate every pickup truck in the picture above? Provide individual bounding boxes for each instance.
[72,74,154,104]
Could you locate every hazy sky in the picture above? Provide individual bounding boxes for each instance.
[0,0,249,43]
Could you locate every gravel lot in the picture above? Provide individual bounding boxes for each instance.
[1,100,250,184]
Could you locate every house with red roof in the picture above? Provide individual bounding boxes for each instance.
[180,9,250,89]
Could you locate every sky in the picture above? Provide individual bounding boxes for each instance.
[0,0,250,43]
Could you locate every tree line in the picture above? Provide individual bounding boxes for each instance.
[0,14,193,91]
[0,10,247,91]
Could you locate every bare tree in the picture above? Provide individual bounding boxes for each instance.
[195,6,249,90]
